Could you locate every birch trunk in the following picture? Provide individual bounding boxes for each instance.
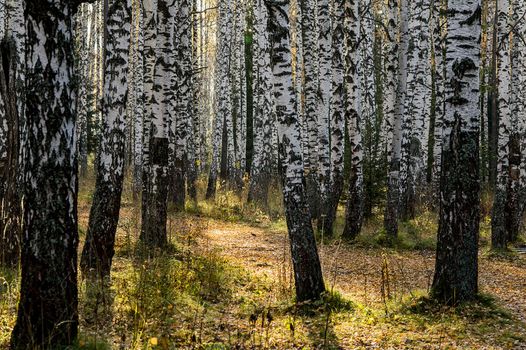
[383,0,401,238]
[206,0,232,199]
[247,0,273,205]
[491,0,512,249]
[316,0,332,230]
[11,1,80,346]
[266,0,325,302]
[512,0,526,242]
[173,0,192,209]
[431,0,446,194]
[342,0,364,240]
[81,0,132,277]
[321,0,344,236]
[431,0,481,304]
[133,0,144,195]
[302,0,320,218]
[140,0,170,247]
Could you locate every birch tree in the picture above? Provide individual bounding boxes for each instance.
[206,0,232,199]
[11,0,81,346]
[76,5,91,177]
[140,0,170,247]
[266,0,325,301]
[322,0,344,236]
[399,0,431,220]
[491,0,512,249]
[384,0,402,238]
[173,0,192,209]
[187,0,200,202]
[342,0,364,240]
[510,0,526,241]
[431,0,481,304]
[302,0,321,218]
[431,0,446,191]
[0,3,5,164]
[81,0,132,277]
[247,0,273,205]
[316,0,332,231]
[133,0,144,194]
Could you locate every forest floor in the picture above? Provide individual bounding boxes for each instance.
[1,177,526,349]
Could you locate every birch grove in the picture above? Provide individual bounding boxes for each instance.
[2,0,526,347]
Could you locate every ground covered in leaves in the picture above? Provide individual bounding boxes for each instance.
[1,178,525,349]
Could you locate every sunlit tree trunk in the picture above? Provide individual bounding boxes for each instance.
[432,0,481,304]
[11,1,80,346]
[81,0,132,277]
[266,0,325,301]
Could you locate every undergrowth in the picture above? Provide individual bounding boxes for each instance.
[0,175,525,349]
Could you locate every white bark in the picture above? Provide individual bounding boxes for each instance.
[316,0,332,219]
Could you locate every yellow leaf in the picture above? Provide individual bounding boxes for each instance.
[150,337,158,346]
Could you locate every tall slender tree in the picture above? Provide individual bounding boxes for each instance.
[322,0,345,236]
[173,0,192,209]
[302,0,320,218]
[266,0,325,301]
[431,0,481,304]
[133,0,145,195]
[383,0,401,238]
[491,0,512,249]
[206,0,232,199]
[81,0,132,277]
[140,0,170,247]
[342,0,364,240]
[247,0,273,205]
[316,0,332,231]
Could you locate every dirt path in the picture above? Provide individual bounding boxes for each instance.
[201,220,526,324]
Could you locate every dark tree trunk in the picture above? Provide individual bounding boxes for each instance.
[11,1,80,347]
[505,133,521,243]
[0,37,21,267]
[432,124,480,304]
[343,169,364,240]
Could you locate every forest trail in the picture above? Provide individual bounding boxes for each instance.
[201,220,526,324]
